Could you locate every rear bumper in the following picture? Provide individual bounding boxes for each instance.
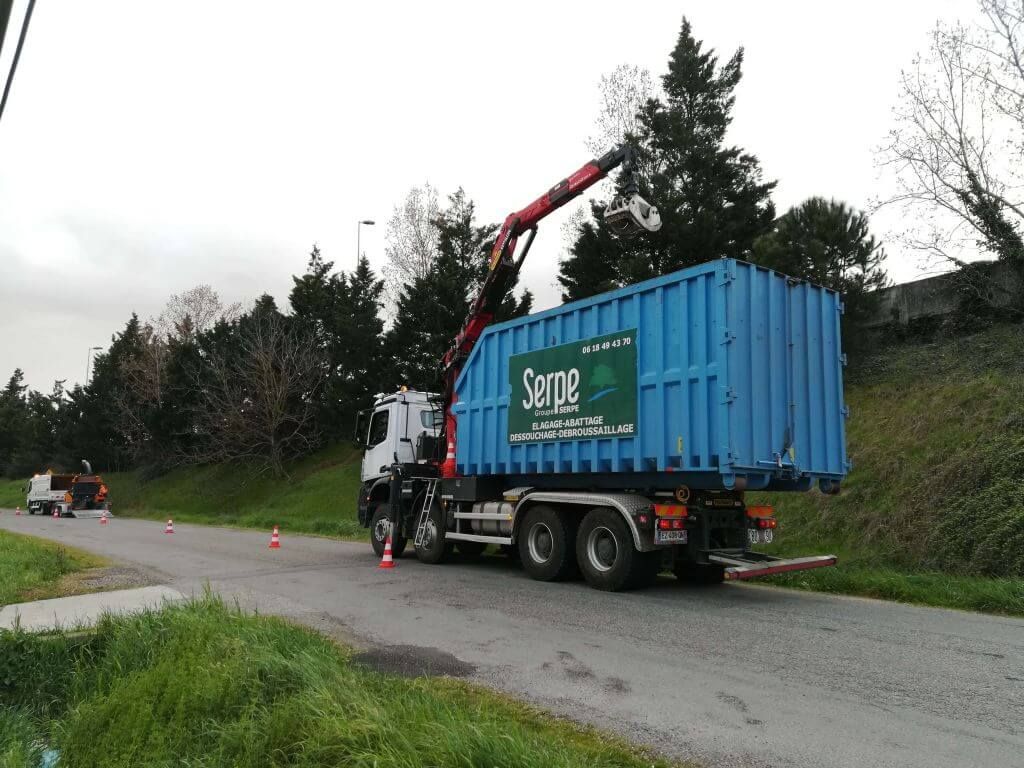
[708,552,837,581]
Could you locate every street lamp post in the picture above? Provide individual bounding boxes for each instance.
[356,219,375,265]
[85,346,102,385]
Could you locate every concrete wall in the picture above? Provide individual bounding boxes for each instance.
[866,261,1021,327]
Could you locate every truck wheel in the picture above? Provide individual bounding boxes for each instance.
[576,507,657,591]
[455,541,487,559]
[414,496,450,565]
[673,562,726,585]
[518,505,578,582]
[370,506,407,559]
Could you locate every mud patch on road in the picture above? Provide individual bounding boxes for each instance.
[74,566,159,592]
[352,644,476,678]
[557,650,597,680]
[716,691,750,713]
[603,676,631,695]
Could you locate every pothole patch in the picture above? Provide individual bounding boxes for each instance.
[352,644,476,678]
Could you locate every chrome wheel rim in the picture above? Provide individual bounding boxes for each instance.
[527,522,554,564]
[587,526,618,573]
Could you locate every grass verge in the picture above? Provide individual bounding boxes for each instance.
[0,479,24,509]
[0,597,685,768]
[760,551,1024,616]
[0,531,108,607]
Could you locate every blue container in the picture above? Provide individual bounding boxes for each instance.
[453,259,849,492]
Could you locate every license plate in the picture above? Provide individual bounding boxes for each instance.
[656,529,688,544]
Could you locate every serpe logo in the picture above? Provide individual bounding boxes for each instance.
[521,367,580,410]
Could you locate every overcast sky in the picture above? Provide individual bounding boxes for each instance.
[0,0,975,392]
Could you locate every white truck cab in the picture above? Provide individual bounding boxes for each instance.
[355,389,442,484]
[26,473,74,515]
[355,389,443,554]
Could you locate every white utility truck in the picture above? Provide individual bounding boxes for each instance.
[26,472,74,515]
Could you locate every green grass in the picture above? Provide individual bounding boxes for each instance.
[752,321,1024,615]
[0,531,107,607]
[0,479,25,509]
[0,597,684,768]
[108,443,365,539]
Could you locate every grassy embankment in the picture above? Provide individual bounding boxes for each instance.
[754,322,1024,615]
[0,531,107,607]
[103,443,364,539]
[0,597,682,768]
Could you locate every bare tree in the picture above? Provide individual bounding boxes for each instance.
[189,312,323,478]
[584,64,655,157]
[383,183,441,307]
[559,64,657,253]
[877,0,1024,310]
[156,284,243,340]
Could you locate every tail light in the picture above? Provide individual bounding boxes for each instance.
[657,518,686,530]
[754,518,777,530]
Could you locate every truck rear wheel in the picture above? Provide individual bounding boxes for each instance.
[370,506,407,559]
[577,508,660,591]
[518,505,578,582]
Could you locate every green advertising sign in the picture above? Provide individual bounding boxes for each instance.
[507,329,638,444]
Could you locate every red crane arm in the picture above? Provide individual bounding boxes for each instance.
[443,146,635,375]
[439,145,641,477]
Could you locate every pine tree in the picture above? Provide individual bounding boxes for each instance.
[290,246,386,440]
[751,197,888,354]
[558,17,776,300]
[0,369,29,474]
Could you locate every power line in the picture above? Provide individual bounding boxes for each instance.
[0,0,36,128]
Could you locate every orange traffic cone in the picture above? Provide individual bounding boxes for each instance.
[164,519,174,534]
[378,534,396,569]
[15,506,20,516]
[100,511,109,525]
[52,507,59,519]
[268,525,281,549]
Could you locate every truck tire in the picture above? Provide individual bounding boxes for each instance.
[518,505,578,582]
[673,561,726,585]
[414,495,451,565]
[576,507,660,591]
[370,506,407,559]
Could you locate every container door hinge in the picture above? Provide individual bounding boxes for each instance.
[720,329,736,345]
[842,405,850,419]
[838,301,846,315]
[717,262,737,286]
[839,353,848,367]
[721,387,737,405]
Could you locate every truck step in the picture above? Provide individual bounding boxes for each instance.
[708,553,836,580]
[445,532,512,546]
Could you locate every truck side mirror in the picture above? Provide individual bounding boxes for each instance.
[352,409,369,447]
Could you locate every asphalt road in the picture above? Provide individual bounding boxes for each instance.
[2,512,1022,768]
